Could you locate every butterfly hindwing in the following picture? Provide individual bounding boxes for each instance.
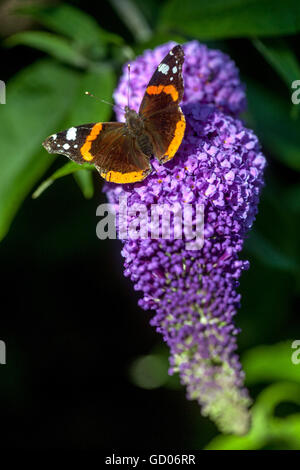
[96,130,152,183]
[143,104,186,163]
[139,45,185,163]
[43,122,151,183]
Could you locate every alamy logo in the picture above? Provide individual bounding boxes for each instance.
[291,80,300,105]
[0,340,6,365]
[96,195,204,251]
[0,80,6,104]
[291,340,300,365]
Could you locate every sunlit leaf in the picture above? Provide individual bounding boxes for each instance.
[205,382,300,450]
[272,414,300,449]
[242,342,300,386]
[255,382,300,416]
[159,0,300,39]
[205,425,262,450]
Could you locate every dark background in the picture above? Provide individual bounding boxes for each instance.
[0,0,300,450]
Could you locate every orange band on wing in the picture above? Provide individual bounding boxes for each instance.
[100,169,147,184]
[163,85,179,102]
[163,113,186,162]
[80,123,102,161]
[146,84,178,102]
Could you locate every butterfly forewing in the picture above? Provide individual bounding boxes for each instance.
[139,45,185,163]
[43,124,99,164]
[139,45,184,115]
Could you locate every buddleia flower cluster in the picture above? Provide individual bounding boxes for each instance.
[104,41,266,435]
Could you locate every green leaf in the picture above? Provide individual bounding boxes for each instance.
[271,413,300,450]
[242,341,300,386]
[159,0,300,39]
[32,162,94,199]
[245,80,300,171]
[6,31,88,68]
[205,421,262,450]
[205,382,300,450]
[73,170,94,199]
[255,382,300,416]
[253,38,300,88]
[0,60,80,241]
[252,383,300,449]
[17,3,123,47]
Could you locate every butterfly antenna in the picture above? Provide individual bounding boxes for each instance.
[127,63,131,108]
[85,91,124,112]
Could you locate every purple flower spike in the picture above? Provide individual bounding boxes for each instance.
[105,42,266,435]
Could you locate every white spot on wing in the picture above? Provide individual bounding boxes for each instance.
[74,144,78,148]
[170,77,173,81]
[66,127,77,141]
[158,63,169,75]
[172,66,177,73]
[170,51,174,56]
[52,134,57,140]
[63,143,70,150]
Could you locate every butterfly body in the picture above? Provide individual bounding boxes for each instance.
[124,106,153,156]
[43,45,186,184]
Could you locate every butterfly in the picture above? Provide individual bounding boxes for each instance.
[42,45,185,184]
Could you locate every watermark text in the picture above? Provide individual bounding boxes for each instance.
[291,80,300,105]
[0,80,6,104]
[96,195,204,251]
[0,340,6,365]
[291,340,300,365]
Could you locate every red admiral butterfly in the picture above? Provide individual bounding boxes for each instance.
[42,45,185,184]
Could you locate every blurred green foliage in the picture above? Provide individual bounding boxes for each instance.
[159,0,300,38]
[0,3,122,240]
[0,0,300,450]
